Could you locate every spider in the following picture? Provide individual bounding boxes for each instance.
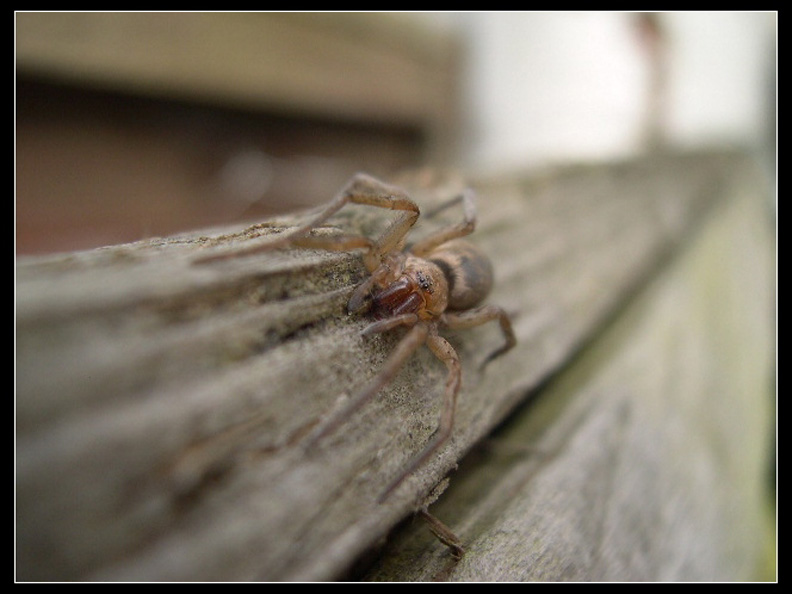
[198,173,516,501]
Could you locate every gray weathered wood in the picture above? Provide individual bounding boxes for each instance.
[363,158,775,581]
[16,151,769,581]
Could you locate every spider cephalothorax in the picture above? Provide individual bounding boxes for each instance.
[362,255,448,320]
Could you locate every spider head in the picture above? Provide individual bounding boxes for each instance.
[367,256,449,321]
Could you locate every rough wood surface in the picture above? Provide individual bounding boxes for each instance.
[16,151,772,581]
[363,159,775,581]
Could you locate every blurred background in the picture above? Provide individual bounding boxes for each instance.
[15,12,776,255]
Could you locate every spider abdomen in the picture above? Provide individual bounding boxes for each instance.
[428,240,494,311]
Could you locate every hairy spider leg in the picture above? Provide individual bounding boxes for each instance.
[284,172,421,274]
[304,321,428,450]
[442,305,516,371]
[194,172,419,264]
[379,330,461,502]
[378,306,515,500]
[409,188,477,257]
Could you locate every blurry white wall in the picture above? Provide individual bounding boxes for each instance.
[417,11,776,174]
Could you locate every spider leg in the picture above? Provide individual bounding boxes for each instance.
[419,509,466,558]
[421,189,471,219]
[410,188,477,257]
[441,305,516,371]
[361,313,420,336]
[195,172,419,265]
[305,321,428,450]
[289,233,373,252]
[379,330,461,502]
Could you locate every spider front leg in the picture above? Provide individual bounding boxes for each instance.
[379,329,462,502]
[304,321,428,450]
[378,306,515,500]
[286,172,422,274]
[195,172,419,265]
[409,188,477,258]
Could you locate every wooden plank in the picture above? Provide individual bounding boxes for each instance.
[15,12,455,126]
[15,151,764,581]
[362,158,775,581]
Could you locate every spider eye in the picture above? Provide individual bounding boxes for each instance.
[416,271,433,293]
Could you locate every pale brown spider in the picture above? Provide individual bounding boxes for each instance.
[198,173,516,501]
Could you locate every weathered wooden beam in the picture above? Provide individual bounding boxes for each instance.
[15,13,456,126]
[362,154,775,581]
[16,151,769,581]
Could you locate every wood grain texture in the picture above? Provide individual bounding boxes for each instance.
[363,158,775,581]
[16,151,772,581]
